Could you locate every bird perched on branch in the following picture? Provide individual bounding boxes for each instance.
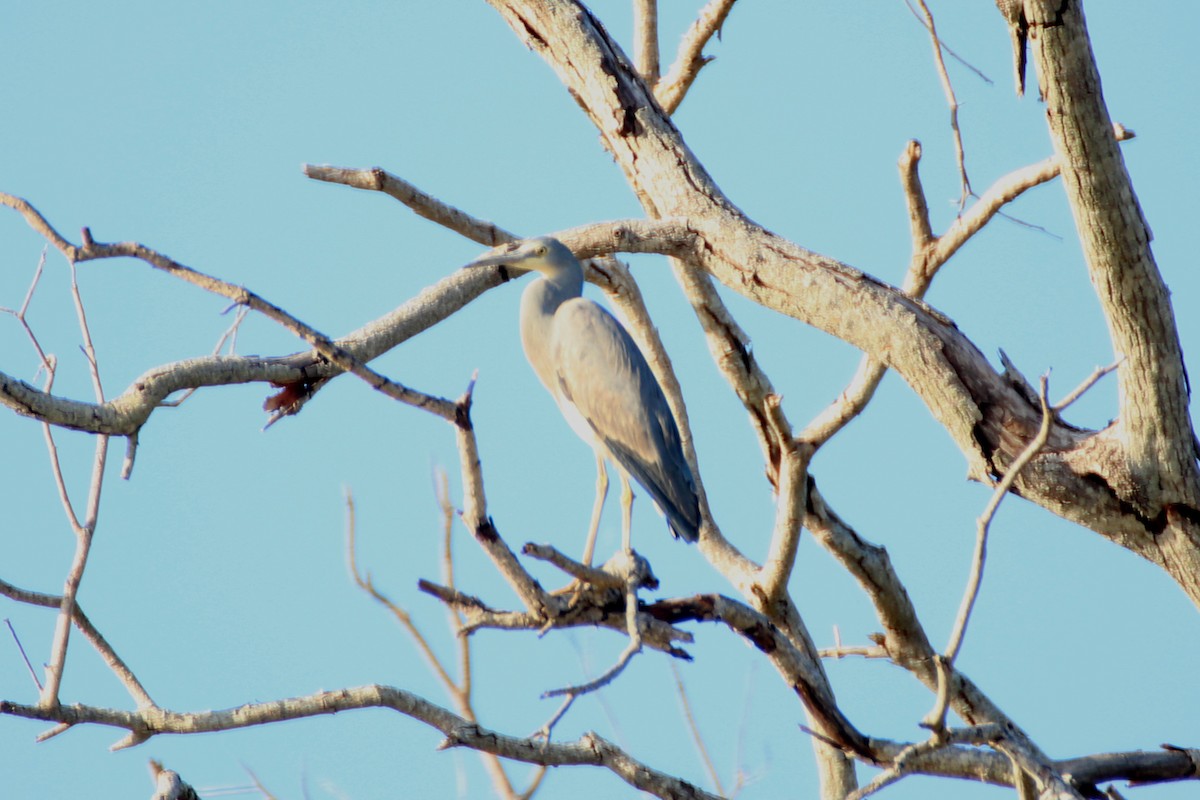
[464,236,701,562]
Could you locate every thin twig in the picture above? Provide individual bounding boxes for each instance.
[242,764,280,800]
[349,479,535,800]
[945,356,1130,674]
[1054,359,1122,412]
[543,578,643,699]
[69,260,104,399]
[671,662,725,796]
[0,578,155,707]
[35,722,71,743]
[42,260,111,707]
[944,376,1054,665]
[727,663,758,799]
[912,0,972,208]
[435,469,476,712]
[923,360,1118,734]
[18,247,49,317]
[161,305,250,408]
[902,0,993,85]
[927,155,1060,276]
[928,124,1138,275]
[345,489,459,693]
[0,247,53,372]
[4,618,42,691]
[532,694,577,742]
[39,364,79,531]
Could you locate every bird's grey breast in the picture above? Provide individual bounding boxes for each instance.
[519,277,571,394]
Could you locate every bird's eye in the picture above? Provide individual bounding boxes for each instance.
[536,246,547,256]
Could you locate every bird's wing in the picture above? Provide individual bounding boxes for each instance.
[551,298,699,541]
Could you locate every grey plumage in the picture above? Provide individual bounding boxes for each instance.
[465,236,701,550]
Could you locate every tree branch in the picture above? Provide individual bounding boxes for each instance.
[303,165,512,248]
[41,261,110,707]
[632,0,660,84]
[944,376,1054,666]
[480,0,1200,608]
[451,380,556,617]
[656,0,739,114]
[911,0,973,208]
[1025,1,1199,510]
[0,689,722,800]
[801,480,1038,743]
[646,594,871,759]
[0,578,155,708]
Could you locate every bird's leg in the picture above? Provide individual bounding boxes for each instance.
[552,455,608,607]
[620,471,634,555]
[581,454,609,568]
[542,473,647,703]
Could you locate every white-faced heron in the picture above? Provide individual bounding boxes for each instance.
[465,236,700,561]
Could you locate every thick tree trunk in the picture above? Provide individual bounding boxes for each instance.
[1024,0,1200,599]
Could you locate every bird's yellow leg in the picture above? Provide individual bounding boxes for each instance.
[581,454,608,567]
[620,471,634,555]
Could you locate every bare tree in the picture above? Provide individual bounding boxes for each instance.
[2,2,1198,799]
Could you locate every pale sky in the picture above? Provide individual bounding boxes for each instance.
[2,3,1198,799]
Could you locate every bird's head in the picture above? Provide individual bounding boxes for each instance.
[463,236,580,280]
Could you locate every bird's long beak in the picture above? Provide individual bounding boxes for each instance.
[463,241,523,271]
[463,252,508,270]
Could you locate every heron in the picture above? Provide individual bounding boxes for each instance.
[465,236,700,562]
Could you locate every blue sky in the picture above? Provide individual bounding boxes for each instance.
[2,3,1198,798]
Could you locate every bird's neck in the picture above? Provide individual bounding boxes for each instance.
[519,273,580,393]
